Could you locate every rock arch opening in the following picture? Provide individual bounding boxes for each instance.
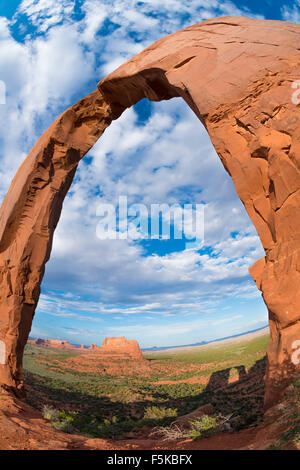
[0,16,299,409]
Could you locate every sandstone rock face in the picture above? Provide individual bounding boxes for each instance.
[0,16,299,408]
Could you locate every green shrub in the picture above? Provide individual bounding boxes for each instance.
[52,420,75,433]
[186,415,218,439]
[266,443,281,450]
[280,425,300,443]
[42,405,77,434]
[42,405,60,421]
[143,406,177,421]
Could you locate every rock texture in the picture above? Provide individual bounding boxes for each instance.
[0,16,299,408]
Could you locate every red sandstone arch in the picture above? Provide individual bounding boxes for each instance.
[0,16,299,408]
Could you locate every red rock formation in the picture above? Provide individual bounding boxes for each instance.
[99,336,144,360]
[28,338,78,350]
[84,337,144,360]
[0,16,299,407]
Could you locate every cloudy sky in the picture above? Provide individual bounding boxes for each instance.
[0,0,299,348]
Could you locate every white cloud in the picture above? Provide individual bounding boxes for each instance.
[40,96,264,319]
[0,23,96,199]
[17,0,75,32]
[0,0,270,345]
[281,2,300,24]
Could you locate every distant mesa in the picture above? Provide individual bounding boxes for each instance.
[28,336,145,361]
[28,338,78,350]
[88,336,145,361]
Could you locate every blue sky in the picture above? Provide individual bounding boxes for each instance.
[0,1,299,348]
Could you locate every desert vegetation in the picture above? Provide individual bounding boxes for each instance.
[265,377,300,450]
[22,334,271,441]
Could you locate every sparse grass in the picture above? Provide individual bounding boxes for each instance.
[42,405,77,434]
[267,443,281,450]
[23,333,269,439]
[150,414,229,441]
[144,335,269,367]
[42,404,60,421]
[280,425,300,444]
[143,406,177,421]
[52,419,75,433]
[264,377,300,450]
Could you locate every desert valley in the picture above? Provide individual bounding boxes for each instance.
[0,329,298,450]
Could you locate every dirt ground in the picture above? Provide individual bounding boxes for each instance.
[0,390,298,450]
